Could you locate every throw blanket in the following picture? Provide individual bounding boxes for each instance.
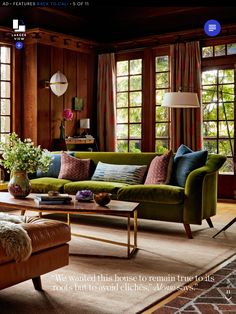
[0,212,32,262]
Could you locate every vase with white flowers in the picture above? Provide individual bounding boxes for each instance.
[0,133,52,198]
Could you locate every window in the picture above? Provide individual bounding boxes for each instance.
[202,69,235,173]
[0,46,11,143]
[155,56,170,153]
[116,59,142,152]
[202,43,236,58]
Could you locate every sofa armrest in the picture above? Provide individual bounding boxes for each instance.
[183,154,226,224]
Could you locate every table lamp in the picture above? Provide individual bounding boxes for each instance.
[80,118,90,136]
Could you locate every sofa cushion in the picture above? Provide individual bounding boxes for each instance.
[172,145,208,187]
[36,152,73,178]
[145,150,173,185]
[118,185,184,204]
[30,177,71,193]
[58,152,91,181]
[91,161,147,185]
[64,180,128,196]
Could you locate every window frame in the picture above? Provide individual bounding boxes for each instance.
[0,45,12,142]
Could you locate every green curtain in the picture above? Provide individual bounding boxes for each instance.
[170,41,202,151]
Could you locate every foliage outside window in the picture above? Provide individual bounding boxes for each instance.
[116,59,142,152]
[202,43,236,58]
[0,46,11,143]
[202,69,235,173]
[155,56,170,154]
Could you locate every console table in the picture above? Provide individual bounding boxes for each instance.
[52,137,98,151]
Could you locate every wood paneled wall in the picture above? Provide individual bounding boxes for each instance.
[23,42,96,149]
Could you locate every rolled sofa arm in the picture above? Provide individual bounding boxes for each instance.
[183,154,226,225]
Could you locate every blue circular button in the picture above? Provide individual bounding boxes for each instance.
[15,41,24,49]
[204,20,221,37]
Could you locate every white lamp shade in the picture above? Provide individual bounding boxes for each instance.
[162,92,200,108]
[80,118,90,129]
[49,71,68,97]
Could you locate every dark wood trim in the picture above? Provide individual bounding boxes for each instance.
[25,28,98,54]
[99,24,236,53]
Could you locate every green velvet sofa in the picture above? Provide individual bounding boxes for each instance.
[30,152,226,238]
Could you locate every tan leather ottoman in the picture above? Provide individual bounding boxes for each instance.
[0,216,71,290]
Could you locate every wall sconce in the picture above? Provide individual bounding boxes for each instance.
[162,91,200,108]
[45,71,68,97]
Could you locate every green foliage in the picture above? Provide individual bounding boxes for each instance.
[130,59,142,74]
[155,140,168,154]
[130,75,142,90]
[0,133,52,173]
[155,56,168,72]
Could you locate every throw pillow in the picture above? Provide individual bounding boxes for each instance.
[172,145,208,187]
[91,162,147,185]
[36,152,74,178]
[144,150,173,185]
[175,144,193,157]
[58,151,91,181]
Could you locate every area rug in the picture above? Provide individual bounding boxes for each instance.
[0,204,235,314]
[153,257,236,313]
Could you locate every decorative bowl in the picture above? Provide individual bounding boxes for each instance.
[76,190,94,201]
[94,192,112,206]
[48,191,59,197]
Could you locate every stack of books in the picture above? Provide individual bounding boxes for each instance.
[35,194,72,205]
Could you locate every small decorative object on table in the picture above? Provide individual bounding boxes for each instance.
[0,133,52,198]
[94,192,112,206]
[76,190,93,202]
[48,191,60,197]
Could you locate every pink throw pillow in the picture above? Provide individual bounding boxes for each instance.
[144,150,173,185]
[58,152,90,181]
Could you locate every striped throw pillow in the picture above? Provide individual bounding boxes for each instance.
[91,162,147,185]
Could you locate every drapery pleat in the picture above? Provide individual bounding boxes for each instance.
[97,53,116,151]
[170,42,202,151]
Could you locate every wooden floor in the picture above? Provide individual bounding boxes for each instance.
[142,200,236,314]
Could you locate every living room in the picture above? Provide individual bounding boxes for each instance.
[0,3,236,313]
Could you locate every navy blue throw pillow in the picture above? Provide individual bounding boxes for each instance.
[172,145,208,187]
[36,152,74,178]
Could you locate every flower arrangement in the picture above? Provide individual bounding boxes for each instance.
[0,133,53,174]
[60,108,74,139]
[63,108,73,121]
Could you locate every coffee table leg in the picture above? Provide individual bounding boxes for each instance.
[134,209,137,247]
[127,214,131,257]
[67,213,71,225]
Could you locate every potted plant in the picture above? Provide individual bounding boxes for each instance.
[0,133,52,198]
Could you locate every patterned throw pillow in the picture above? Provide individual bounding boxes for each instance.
[91,162,147,185]
[144,150,173,185]
[58,152,91,181]
[36,152,74,178]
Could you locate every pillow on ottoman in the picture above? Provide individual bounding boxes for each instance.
[144,150,173,185]
[172,145,208,187]
[58,152,91,181]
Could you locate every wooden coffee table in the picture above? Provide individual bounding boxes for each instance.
[0,192,139,258]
